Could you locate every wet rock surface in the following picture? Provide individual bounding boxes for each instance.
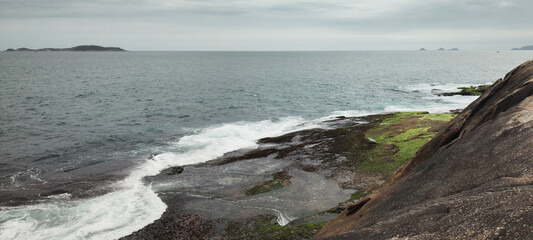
[316,60,533,239]
[433,85,491,96]
[123,117,371,239]
[123,111,453,239]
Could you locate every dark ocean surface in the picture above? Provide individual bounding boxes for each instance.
[0,51,531,239]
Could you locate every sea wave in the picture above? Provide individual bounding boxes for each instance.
[0,117,319,240]
[0,89,480,239]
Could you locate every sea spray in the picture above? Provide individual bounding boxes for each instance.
[0,105,480,239]
[0,117,318,239]
[0,185,166,240]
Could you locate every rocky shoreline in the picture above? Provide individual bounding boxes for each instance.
[123,60,533,239]
[316,59,533,239]
[122,58,533,239]
[122,111,455,239]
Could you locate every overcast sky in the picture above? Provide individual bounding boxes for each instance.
[1,0,532,50]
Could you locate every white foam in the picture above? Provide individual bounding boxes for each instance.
[273,209,295,226]
[380,82,481,114]
[327,109,383,118]
[0,184,165,240]
[0,92,480,238]
[0,117,317,239]
[126,117,318,184]
[385,93,478,113]
[327,94,475,119]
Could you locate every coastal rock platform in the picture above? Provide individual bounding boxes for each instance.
[123,111,454,239]
[316,60,533,239]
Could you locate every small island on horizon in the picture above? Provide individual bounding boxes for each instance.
[4,45,126,52]
[419,47,459,51]
[512,45,533,50]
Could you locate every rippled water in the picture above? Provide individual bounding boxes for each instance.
[0,51,531,239]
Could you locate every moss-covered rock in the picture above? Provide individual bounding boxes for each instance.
[226,215,326,240]
[441,85,491,96]
[245,171,292,196]
[140,111,457,240]
[356,112,456,180]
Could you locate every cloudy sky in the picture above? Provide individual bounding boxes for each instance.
[1,0,532,50]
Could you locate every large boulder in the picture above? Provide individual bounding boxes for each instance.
[316,60,533,239]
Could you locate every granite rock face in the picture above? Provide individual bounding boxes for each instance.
[316,60,533,239]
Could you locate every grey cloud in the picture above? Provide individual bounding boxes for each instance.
[310,0,533,33]
[0,0,531,50]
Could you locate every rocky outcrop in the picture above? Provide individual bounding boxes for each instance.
[435,85,491,96]
[122,112,454,239]
[316,60,533,239]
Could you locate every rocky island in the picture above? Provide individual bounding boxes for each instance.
[4,45,125,52]
[512,45,533,50]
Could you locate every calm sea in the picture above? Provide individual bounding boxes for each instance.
[0,51,531,239]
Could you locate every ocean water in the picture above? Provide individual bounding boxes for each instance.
[0,51,531,239]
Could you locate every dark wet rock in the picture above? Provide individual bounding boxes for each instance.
[316,60,533,239]
[245,170,292,196]
[202,147,279,166]
[419,48,426,51]
[125,112,452,239]
[122,204,216,240]
[430,88,446,95]
[345,197,371,216]
[449,108,463,114]
[167,166,184,175]
[437,85,491,96]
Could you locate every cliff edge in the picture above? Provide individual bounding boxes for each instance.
[316,60,533,239]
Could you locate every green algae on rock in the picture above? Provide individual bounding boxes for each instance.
[359,112,456,179]
[439,85,491,96]
[348,190,366,202]
[226,215,326,240]
[127,111,456,240]
[316,60,533,240]
[246,171,292,196]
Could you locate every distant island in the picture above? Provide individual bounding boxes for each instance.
[511,45,533,50]
[419,47,458,51]
[4,45,126,52]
